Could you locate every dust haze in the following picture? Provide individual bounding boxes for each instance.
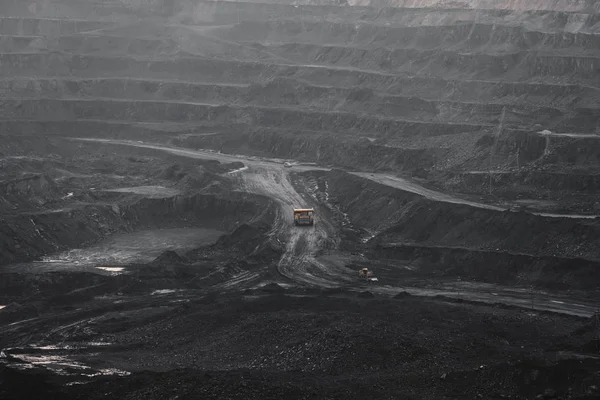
[1,1,599,399]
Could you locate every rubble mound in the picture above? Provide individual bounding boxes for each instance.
[357,291,374,298]
[259,283,285,293]
[2,293,599,399]
[152,250,187,265]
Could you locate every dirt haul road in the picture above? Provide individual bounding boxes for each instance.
[73,138,350,288]
[353,172,600,219]
[71,138,599,317]
[75,138,600,220]
[238,166,352,287]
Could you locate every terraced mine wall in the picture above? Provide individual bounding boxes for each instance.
[0,0,164,19]
[0,18,114,36]
[173,128,439,171]
[0,98,487,135]
[444,170,600,194]
[544,136,600,167]
[209,0,600,12]
[0,0,599,264]
[1,77,595,129]
[4,49,597,86]
[0,121,199,142]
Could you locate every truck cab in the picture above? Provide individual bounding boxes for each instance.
[293,208,314,226]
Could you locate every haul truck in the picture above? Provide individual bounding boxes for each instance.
[294,208,314,226]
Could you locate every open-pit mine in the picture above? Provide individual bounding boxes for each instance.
[1,1,599,399]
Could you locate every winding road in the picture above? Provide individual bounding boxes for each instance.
[71,138,599,317]
[74,138,345,287]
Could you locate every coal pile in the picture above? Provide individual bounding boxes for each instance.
[2,0,600,399]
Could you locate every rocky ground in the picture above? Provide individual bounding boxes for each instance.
[1,0,600,399]
[2,286,600,400]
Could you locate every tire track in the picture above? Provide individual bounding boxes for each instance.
[241,165,340,287]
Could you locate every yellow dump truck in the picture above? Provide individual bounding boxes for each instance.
[293,208,314,226]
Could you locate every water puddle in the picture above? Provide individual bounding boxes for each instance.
[151,289,179,295]
[102,185,181,198]
[1,343,130,378]
[251,282,293,290]
[66,381,88,386]
[29,345,70,350]
[6,227,224,273]
[8,354,87,369]
[3,353,130,377]
[228,166,249,174]
[83,368,130,377]
[96,266,125,273]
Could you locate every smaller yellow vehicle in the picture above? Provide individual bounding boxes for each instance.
[293,208,314,226]
[358,268,378,282]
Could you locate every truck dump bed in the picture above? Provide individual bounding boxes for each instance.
[293,208,315,226]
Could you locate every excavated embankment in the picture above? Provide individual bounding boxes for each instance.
[435,133,600,202]
[297,169,600,289]
[172,127,440,172]
[371,243,600,290]
[0,192,271,266]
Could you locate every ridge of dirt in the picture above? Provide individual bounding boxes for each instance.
[2,79,595,129]
[1,49,598,85]
[203,0,600,13]
[0,97,492,134]
[2,75,598,107]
